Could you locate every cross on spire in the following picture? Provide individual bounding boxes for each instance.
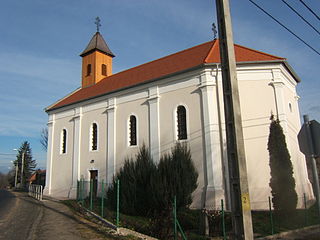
[212,22,217,39]
[95,17,101,32]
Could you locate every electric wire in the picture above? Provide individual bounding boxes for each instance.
[299,0,320,21]
[248,0,320,56]
[282,0,320,36]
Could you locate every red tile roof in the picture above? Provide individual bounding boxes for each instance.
[47,40,285,111]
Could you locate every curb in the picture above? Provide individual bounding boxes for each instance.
[79,205,118,230]
[256,224,320,239]
[78,204,158,240]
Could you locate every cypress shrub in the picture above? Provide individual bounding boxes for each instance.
[268,116,297,217]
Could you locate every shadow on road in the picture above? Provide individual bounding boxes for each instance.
[17,193,118,239]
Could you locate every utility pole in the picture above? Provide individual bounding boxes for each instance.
[15,163,18,187]
[21,151,25,187]
[215,0,254,239]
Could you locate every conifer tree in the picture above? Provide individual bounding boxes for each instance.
[107,144,157,216]
[155,142,198,211]
[268,116,297,214]
[13,141,37,187]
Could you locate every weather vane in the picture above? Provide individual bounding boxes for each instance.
[95,17,101,32]
[212,22,217,39]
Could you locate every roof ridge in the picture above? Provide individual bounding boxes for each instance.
[234,43,285,60]
[97,40,214,83]
[47,39,293,111]
[204,39,218,63]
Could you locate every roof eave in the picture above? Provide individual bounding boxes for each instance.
[45,87,82,113]
[46,63,206,112]
[80,48,115,58]
[204,59,301,83]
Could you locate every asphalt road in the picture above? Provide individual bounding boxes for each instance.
[0,189,42,240]
[0,190,121,240]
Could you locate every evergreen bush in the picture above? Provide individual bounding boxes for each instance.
[268,116,297,216]
[107,144,157,216]
[107,142,198,237]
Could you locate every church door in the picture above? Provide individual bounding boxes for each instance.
[89,170,98,198]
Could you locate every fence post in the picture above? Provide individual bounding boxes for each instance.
[40,185,43,201]
[101,179,104,218]
[116,179,120,227]
[76,180,79,201]
[81,179,84,206]
[221,199,226,240]
[304,193,308,226]
[173,196,177,240]
[90,179,93,211]
[268,196,274,235]
[78,178,82,202]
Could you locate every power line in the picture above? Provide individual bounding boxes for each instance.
[299,0,320,21]
[248,0,320,56]
[282,0,320,36]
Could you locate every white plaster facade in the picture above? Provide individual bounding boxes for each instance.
[44,40,314,210]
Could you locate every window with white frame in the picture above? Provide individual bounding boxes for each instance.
[61,129,67,154]
[129,115,137,146]
[91,123,98,151]
[177,105,187,140]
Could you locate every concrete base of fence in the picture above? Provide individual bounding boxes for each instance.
[79,204,158,240]
[256,224,320,239]
[117,228,158,240]
[79,205,117,230]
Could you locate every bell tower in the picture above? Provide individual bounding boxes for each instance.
[80,18,115,88]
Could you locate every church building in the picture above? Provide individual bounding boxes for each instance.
[44,30,313,210]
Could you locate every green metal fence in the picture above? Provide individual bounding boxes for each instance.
[76,181,319,239]
[77,179,120,227]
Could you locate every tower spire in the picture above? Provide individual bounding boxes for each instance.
[95,16,101,32]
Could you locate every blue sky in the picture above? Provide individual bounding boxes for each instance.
[0,0,319,173]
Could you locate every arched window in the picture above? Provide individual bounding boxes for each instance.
[86,64,92,76]
[129,115,137,146]
[91,123,98,151]
[101,64,107,76]
[177,105,187,140]
[61,129,67,154]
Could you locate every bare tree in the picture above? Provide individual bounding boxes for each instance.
[40,128,48,151]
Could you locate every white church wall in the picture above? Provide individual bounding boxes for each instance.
[44,62,313,210]
[115,95,150,169]
[80,106,108,182]
[158,83,205,209]
[50,111,74,198]
[237,68,277,209]
[280,69,314,207]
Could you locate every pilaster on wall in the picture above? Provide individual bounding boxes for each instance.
[43,114,55,196]
[199,68,225,209]
[107,98,117,184]
[270,69,288,133]
[68,107,82,198]
[148,86,160,163]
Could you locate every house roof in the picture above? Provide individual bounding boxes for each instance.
[47,39,287,111]
[80,32,115,57]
